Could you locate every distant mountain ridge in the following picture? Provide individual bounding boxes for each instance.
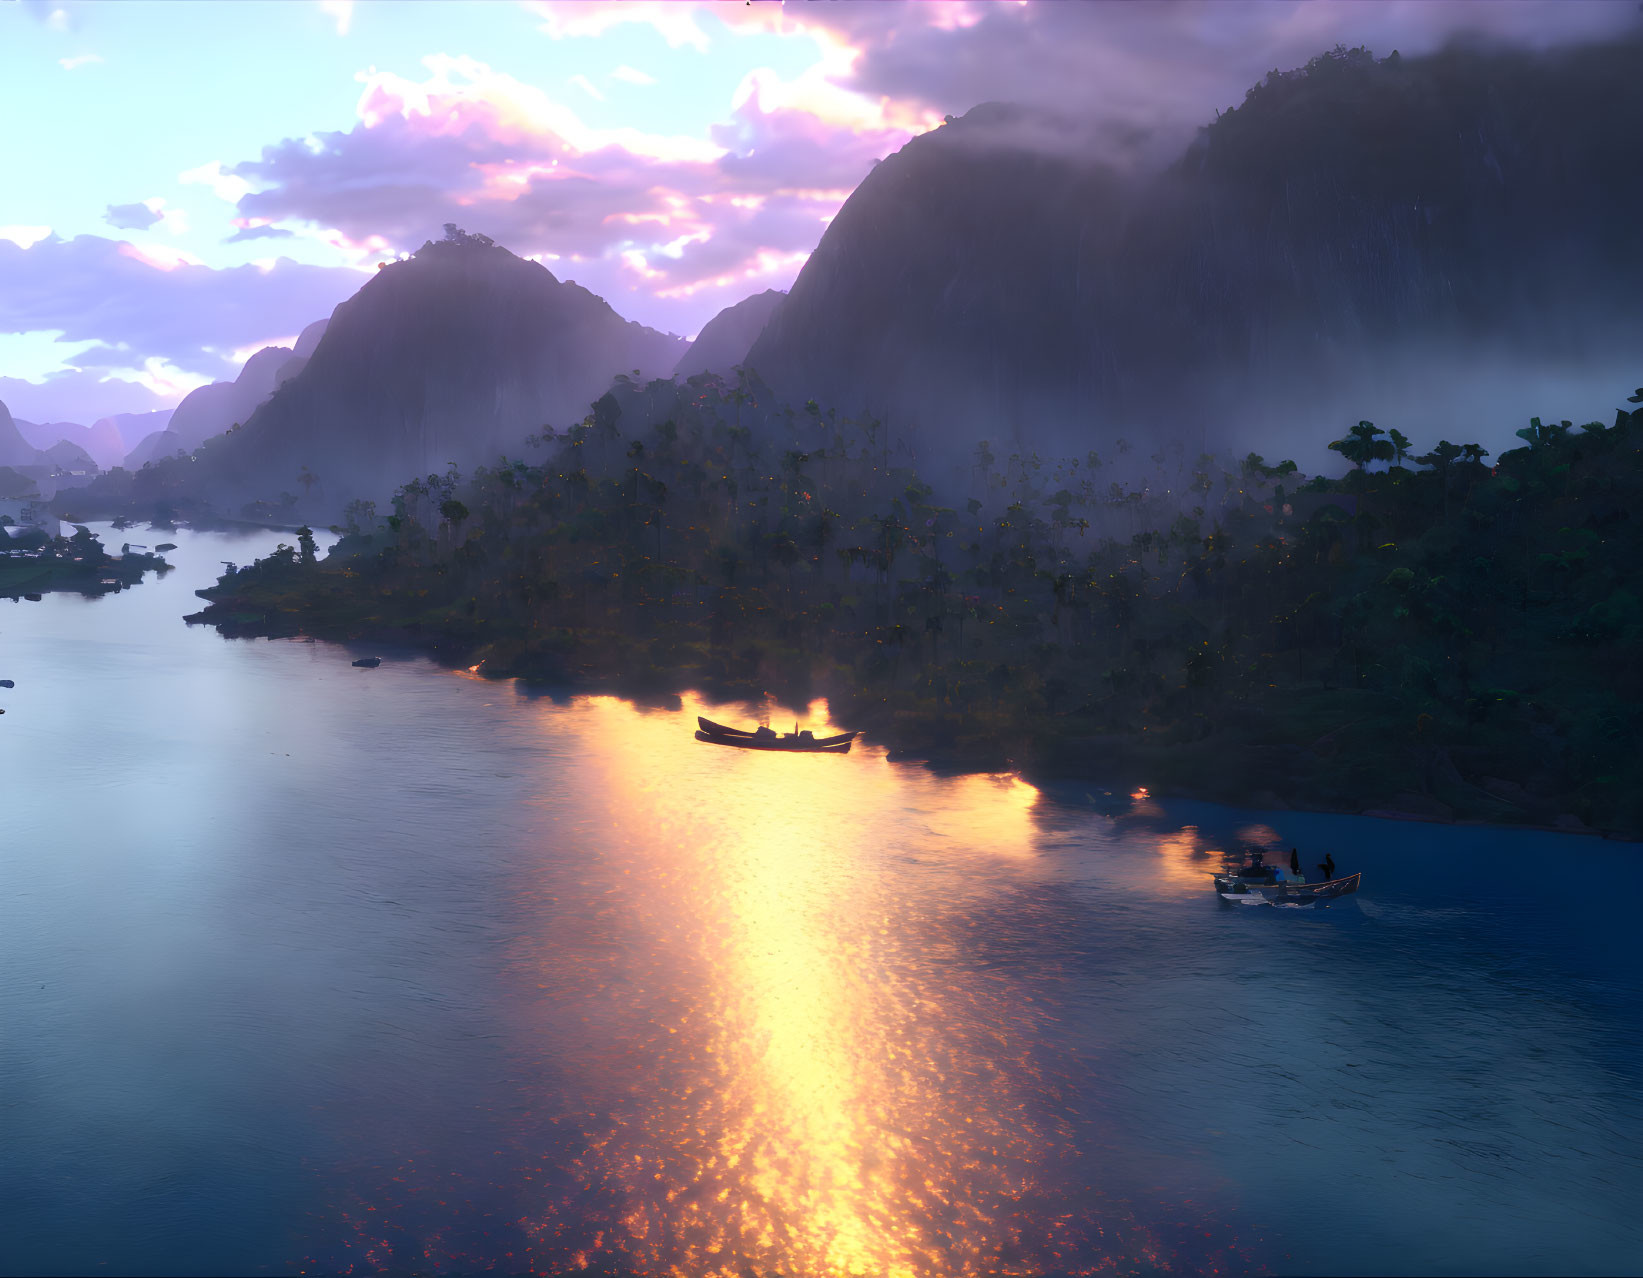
[160,317,329,461]
[13,417,124,469]
[747,38,1643,461]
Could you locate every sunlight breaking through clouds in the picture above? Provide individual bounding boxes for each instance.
[225,49,914,334]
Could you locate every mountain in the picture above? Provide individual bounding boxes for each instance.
[0,401,40,469]
[747,38,1643,465]
[13,417,125,469]
[674,290,785,380]
[165,318,330,455]
[40,439,97,472]
[165,345,292,454]
[123,429,185,470]
[101,409,174,452]
[180,231,686,514]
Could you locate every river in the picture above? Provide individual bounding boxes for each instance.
[1,526,1637,1277]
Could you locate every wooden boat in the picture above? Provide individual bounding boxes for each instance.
[694,728,853,754]
[1216,870,1361,906]
[698,715,756,736]
[697,716,856,748]
[1260,872,1361,904]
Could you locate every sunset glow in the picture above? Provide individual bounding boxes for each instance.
[496,693,1101,1275]
[9,0,1626,423]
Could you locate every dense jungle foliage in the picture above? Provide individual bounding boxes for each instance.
[191,374,1643,836]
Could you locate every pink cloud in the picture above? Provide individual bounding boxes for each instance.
[793,0,1643,163]
[198,2,1643,355]
[116,241,205,271]
[230,54,921,334]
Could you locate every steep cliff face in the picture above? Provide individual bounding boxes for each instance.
[165,342,301,454]
[748,39,1643,462]
[0,401,41,469]
[192,235,686,511]
[674,290,786,380]
[163,318,332,459]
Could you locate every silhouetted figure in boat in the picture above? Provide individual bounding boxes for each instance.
[1290,848,1302,878]
[1316,853,1337,882]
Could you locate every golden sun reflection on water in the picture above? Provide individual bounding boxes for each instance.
[517,693,1087,1277]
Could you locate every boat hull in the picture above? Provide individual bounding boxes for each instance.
[696,717,855,747]
[694,730,852,754]
[1217,871,1361,906]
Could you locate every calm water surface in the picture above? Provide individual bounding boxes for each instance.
[1,527,1638,1277]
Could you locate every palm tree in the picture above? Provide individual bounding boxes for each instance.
[1416,439,1463,517]
[1328,421,1394,470]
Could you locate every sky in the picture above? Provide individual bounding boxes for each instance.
[2,0,1636,426]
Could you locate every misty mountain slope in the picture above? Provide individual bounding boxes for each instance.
[749,102,1124,454]
[674,289,786,379]
[188,231,686,512]
[165,336,316,454]
[101,409,174,452]
[124,429,185,470]
[40,438,97,471]
[748,38,1643,463]
[14,417,125,469]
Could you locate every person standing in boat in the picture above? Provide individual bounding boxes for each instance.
[1290,848,1302,880]
[1316,852,1336,882]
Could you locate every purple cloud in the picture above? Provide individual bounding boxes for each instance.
[226,57,919,334]
[801,0,1643,162]
[0,234,363,380]
[104,201,162,231]
[0,369,175,426]
[225,224,295,242]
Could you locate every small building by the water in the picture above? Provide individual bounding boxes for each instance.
[0,496,61,540]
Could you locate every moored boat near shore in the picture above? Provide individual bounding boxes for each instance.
[694,719,856,753]
[693,726,854,745]
[697,716,856,747]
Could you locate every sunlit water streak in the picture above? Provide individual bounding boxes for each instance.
[1,528,1637,1277]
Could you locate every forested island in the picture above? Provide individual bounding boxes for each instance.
[0,520,170,600]
[187,374,1643,838]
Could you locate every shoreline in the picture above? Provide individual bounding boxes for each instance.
[184,600,1638,843]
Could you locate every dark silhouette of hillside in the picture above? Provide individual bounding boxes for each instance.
[748,38,1643,466]
[191,376,1643,837]
[674,290,785,380]
[85,228,687,520]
